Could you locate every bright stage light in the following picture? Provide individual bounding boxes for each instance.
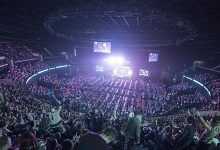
[113,69,117,74]
[116,57,125,64]
[128,70,132,75]
[108,57,115,63]
[107,57,125,64]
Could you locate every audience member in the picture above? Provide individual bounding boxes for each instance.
[77,126,117,150]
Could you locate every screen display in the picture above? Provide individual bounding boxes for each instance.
[94,42,111,53]
[96,65,104,72]
[113,66,132,77]
[149,53,159,62]
[139,69,149,77]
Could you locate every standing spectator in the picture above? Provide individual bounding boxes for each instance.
[49,100,62,128]
[175,116,196,150]
[197,110,220,150]
[2,102,10,114]
[125,111,142,150]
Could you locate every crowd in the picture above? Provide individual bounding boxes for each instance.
[170,92,207,107]
[167,82,196,94]
[3,61,58,83]
[0,59,7,66]
[1,86,220,150]
[194,73,220,111]
[0,43,220,149]
[0,81,119,150]
[29,74,172,115]
[47,75,205,116]
[0,42,36,62]
[0,72,216,150]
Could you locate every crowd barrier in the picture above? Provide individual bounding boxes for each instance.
[25,65,71,87]
[0,64,8,72]
[183,75,211,100]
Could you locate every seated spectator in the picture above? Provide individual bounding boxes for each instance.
[77,126,117,150]
[45,138,62,150]
[61,139,73,150]
[18,131,46,150]
[14,117,27,135]
[0,136,12,150]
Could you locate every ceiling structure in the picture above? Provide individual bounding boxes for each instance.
[44,3,196,48]
[0,0,220,53]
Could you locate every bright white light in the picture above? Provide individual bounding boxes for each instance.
[38,69,48,74]
[193,80,204,87]
[26,77,32,84]
[56,65,69,68]
[113,69,117,74]
[128,70,132,75]
[116,57,125,64]
[108,57,115,63]
[26,65,70,84]
[106,57,125,64]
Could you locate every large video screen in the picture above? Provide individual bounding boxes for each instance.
[96,65,104,72]
[139,69,150,77]
[94,42,111,53]
[149,53,159,62]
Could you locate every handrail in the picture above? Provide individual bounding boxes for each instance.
[0,64,8,67]
[183,75,211,96]
[26,65,71,84]
[14,58,37,63]
[197,66,220,73]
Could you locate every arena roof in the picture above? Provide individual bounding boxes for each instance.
[0,0,220,53]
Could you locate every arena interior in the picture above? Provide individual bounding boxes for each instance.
[0,0,220,150]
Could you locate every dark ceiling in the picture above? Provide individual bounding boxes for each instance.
[0,0,220,54]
